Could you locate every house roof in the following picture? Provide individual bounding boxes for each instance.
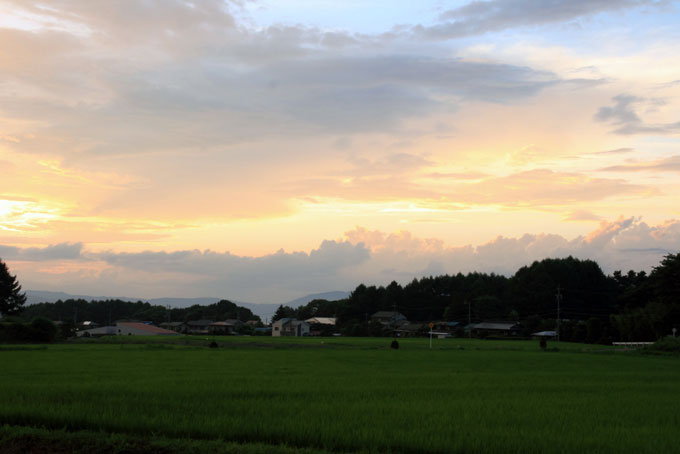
[186,319,214,326]
[117,322,179,335]
[210,320,242,327]
[77,326,117,336]
[372,311,406,319]
[532,330,557,337]
[305,317,336,325]
[394,323,426,332]
[160,322,184,327]
[273,318,309,327]
[474,322,520,330]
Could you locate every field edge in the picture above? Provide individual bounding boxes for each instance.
[0,424,337,454]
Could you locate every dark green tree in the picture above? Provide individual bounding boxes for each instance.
[0,259,26,317]
[272,304,295,322]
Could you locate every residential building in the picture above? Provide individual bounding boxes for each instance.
[272,318,310,337]
[371,311,407,326]
[209,319,244,335]
[473,321,521,337]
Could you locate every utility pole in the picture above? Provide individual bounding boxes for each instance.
[466,300,471,339]
[556,285,562,343]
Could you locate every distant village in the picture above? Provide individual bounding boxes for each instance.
[74,311,556,340]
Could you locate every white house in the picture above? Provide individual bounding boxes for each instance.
[272,318,310,337]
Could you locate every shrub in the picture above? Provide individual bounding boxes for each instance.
[646,336,680,353]
[0,319,58,343]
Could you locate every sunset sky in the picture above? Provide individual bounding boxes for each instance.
[1,0,679,304]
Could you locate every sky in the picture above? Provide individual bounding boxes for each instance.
[1,0,679,304]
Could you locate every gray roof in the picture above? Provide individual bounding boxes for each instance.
[211,320,242,326]
[273,318,308,327]
[395,323,426,332]
[372,311,406,319]
[474,322,520,330]
[305,317,337,325]
[187,319,214,326]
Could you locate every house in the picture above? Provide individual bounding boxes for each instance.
[473,321,521,337]
[77,325,117,337]
[209,320,244,335]
[305,317,337,336]
[393,322,427,337]
[77,322,179,337]
[159,322,185,333]
[431,321,462,336]
[532,330,557,340]
[272,318,310,337]
[185,320,214,334]
[116,322,180,336]
[305,317,336,326]
[371,311,407,326]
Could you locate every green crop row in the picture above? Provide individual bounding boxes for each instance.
[1,339,678,453]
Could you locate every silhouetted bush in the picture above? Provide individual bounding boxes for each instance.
[0,318,58,343]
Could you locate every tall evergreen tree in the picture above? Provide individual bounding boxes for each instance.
[0,259,27,316]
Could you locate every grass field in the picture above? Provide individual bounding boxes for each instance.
[1,337,679,453]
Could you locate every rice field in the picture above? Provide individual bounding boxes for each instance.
[1,337,678,453]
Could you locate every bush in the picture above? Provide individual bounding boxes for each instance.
[0,319,58,343]
[646,336,680,353]
[30,318,58,342]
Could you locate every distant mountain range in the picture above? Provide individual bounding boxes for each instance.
[25,290,350,321]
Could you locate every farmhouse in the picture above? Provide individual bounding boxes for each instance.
[185,320,213,334]
[159,321,184,333]
[117,322,180,336]
[473,321,521,337]
[305,317,336,326]
[209,320,243,335]
[431,321,462,335]
[272,318,310,337]
[371,311,407,327]
[305,317,337,336]
[393,322,427,337]
[77,322,179,337]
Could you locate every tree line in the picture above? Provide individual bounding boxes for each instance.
[273,253,680,343]
[17,298,261,327]
[2,253,679,343]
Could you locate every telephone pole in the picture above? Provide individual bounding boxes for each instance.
[556,285,562,342]
[466,300,471,339]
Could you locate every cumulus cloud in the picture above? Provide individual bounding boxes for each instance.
[0,242,83,261]
[341,217,679,280]
[4,219,679,302]
[595,94,680,135]
[414,0,660,39]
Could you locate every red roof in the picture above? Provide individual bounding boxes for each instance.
[118,322,178,335]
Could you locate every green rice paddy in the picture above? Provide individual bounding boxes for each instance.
[1,337,678,453]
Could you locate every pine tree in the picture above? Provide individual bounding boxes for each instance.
[0,259,27,316]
